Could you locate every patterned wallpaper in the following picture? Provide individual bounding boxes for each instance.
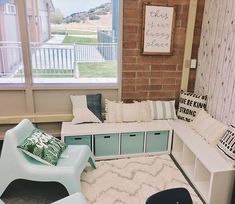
[195,0,235,125]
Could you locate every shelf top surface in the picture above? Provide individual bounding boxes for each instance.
[61,120,172,138]
[169,120,235,171]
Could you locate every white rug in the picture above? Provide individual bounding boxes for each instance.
[81,155,203,204]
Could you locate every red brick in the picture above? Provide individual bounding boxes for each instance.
[135,78,150,85]
[123,50,140,57]
[123,64,150,71]
[163,71,182,78]
[149,91,176,98]
[150,85,163,91]
[163,85,177,91]
[123,42,138,49]
[122,85,136,92]
[151,65,176,71]
[123,56,137,64]
[124,33,140,42]
[123,71,136,78]
[136,85,151,91]
[121,0,205,101]
[137,56,166,64]
[137,72,152,78]
[162,78,176,85]
[124,9,140,18]
[124,25,138,33]
[150,78,163,85]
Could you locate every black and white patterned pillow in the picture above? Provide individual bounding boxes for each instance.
[177,91,207,122]
[217,125,235,166]
[17,128,67,166]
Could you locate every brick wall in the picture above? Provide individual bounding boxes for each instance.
[122,0,205,102]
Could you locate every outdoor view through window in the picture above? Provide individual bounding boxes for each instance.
[0,0,119,84]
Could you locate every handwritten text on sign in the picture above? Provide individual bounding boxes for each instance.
[144,5,174,53]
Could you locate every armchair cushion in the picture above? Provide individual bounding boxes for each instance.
[17,128,67,166]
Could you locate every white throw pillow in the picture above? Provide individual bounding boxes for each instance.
[105,99,123,123]
[70,95,102,123]
[105,100,152,123]
[122,103,138,122]
[148,100,177,120]
[72,107,101,124]
[189,110,211,131]
[135,101,152,122]
[190,110,228,145]
[70,95,87,109]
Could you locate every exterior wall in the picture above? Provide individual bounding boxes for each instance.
[122,0,205,102]
[0,1,21,75]
[27,0,40,42]
[27,0,51,42]
[0,0,52,75]
[37,0,50,42]
[195,0,235,125]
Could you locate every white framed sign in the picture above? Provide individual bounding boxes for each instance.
[142,3,176,55]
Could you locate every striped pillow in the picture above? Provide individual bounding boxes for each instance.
[148,100,177,120]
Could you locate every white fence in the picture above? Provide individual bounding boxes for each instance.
[0,42,117,78]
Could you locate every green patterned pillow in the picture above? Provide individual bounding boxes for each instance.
[17,128,67,166]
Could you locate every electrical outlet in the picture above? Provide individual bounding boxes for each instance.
[190,59,197,69]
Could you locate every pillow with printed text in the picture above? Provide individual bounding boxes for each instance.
[177,91,207,122]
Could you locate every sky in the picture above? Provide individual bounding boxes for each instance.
[52,0,111,16]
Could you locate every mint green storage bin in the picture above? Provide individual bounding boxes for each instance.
[64,135,92,149]
[94,133,119,156]
[121,132,144,154]
[146,131,169,152]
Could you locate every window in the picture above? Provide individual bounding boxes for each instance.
[5,3,16,15]
[0,0,122,86]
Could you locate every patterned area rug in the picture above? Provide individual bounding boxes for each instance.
[1,155,203,204]
[81,155,203,204]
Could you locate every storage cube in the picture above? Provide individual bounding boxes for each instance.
[64,135,92,149]
[94,133,119,156]
[146,131,169,152]
[121,132,144,154]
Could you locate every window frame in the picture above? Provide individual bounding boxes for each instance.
[0,0,123,91]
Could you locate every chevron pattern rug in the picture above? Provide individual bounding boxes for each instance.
[81,155,202,204]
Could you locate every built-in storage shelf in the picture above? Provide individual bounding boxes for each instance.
[171,134,183,162]
[170,120,235,204]
[61,121,172,160]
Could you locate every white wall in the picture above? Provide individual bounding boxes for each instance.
[0,89,119,115]
[195,0,235,125]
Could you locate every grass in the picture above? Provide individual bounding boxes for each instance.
[63,36,97,44]
[78,62,117,77]
[14,62,117,78]
[51,30,96,36]
[15,69,73,78]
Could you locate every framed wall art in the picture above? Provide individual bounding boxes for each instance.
[142,2,176,55]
